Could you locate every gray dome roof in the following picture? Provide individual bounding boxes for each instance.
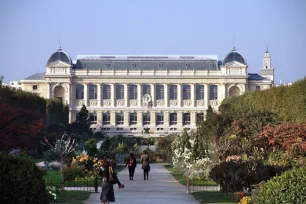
[47,47,71,65]
[223,48,247,65]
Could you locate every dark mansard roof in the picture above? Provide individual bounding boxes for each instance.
[73,55,219,71]
[47,47,72,65]
[223,47,247,65]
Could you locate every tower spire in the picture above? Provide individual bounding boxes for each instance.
[58,33,62,51]
[266,45,269,53]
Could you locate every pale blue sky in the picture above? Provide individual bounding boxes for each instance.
[0,0,305,84]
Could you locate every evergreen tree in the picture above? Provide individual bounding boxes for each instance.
[79,105,89,124]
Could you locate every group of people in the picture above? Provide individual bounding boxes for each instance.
[99,150,150,204]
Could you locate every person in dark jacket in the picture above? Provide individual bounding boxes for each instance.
[125,153,137,180]
[99,159,124,204]
[140,150,150,180]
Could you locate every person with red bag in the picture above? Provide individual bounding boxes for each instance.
[125,153,137,180]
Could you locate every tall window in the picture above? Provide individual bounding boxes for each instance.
[142,84,151,96]
[196,113,204,124]
[256,85,261,91]
[183,113,191,125]
[129,112,137,125]
[116,84,124,100]
[103,112,110,125]
[156,112,164,125]
[89,84,97,99]
[169,85,177,100]
[129,84,138,100]
[210,85,218,100]
[76,84,84,99]
[183,85,191,100]
[196,85,204,100]
[143,112,151,125]
[89,112,97,123]
[170,113,177,125]
[156,84,164,100]
[103,84,111,99]
[116,112,124,125]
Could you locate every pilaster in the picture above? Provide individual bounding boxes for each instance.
[204,84,209,108]
[124,84,129,107]
[164,111,169,127]
[97,84,102,107]
[164,84,168,107]
[111,84,115,107]
[110,111,116,126]
[150,111,156,127]
[191,84,195,107]
[84,83,88,106]
[177,84,182,107]
[137,111,143,127]
[137,84,142,107]
[124,111,129,127]
[151,84,155,107]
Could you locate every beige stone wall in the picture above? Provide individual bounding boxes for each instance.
[21,82,47,98]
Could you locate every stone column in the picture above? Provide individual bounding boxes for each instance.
[97,111,102,124]
[177,84,182,107]
[66,83,71,106]
[164,111,169,127]
[150,111,156,127]
[124,84,129,107]
[177,111,183,127]
[191,84,195,107]
[110,111,116,126]
[137,111,143,127]
[190,111,196,127]
[218,83,226,103]
[124,111,129,127]
[47,82,51,99]
[84,83,88,106]
[151,84,155,107]
[97,84,102,107]
[164,83,168,107]
[137,84,142,107]
[204,84,209,108]
[110,84,115,107]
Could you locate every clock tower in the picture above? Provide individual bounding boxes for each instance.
[260,47,274,84]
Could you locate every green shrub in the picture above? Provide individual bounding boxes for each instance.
[0,153,50,204]
[256,167,306,204]
[63,163,85,181]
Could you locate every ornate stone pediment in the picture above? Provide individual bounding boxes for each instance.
[48,60,71,68]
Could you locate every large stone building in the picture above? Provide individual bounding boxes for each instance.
[21,47,274,136]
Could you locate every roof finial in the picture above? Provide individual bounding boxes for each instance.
[266,45,269,53]
[58,32,62,51]
[233,32,236,51]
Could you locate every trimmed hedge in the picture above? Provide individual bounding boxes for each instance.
[256,167,306,204]
[0,153,50,204]
[220,77,306,123]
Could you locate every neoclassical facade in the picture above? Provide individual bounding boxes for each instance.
[21,47,274,136]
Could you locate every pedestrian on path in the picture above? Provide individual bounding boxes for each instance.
[140,150,150,180]
[99,159,124,204]
[125,153,137,180]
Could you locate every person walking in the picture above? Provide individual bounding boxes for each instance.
[99,159,124,204]
[140,150,150,180]
[125,153,137,180]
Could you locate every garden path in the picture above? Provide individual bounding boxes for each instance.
[83,163,199,204]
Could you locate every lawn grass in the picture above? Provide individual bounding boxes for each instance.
[165,165,217,186]
[192,191,237,204]
[55,191,90,204]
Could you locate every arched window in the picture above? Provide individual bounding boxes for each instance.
[76,84,84,99]
[229,86,241,97]
[170,113,177,125]
[116,112,124,125]
[183,113,191,125]
[169,85,177,100]
[103,112,110,125]
[209,85,218,100]
[156,112,164,125]
[183,85,191,100]
[156,84,164,100]
[196,85,204,100]
[89,111,97,124]
[196,113,204,124]
[143,112,151,125]
[129,112,137,125]
[116,84,124,100]
[89,84,97,99]
[103,84,111,99]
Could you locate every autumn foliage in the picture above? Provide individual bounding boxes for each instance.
[0,98,44,150]
[256,123,306,157]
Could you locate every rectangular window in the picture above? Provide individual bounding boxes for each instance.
[196,113,204,124]
[89,112,97,123]
[89,84,97,99]
[76,84,84,99]
[32,85,38,90]
[129,84,138,100]
[256,86,261,91]
[169,85,177,100]
[183,113,191,125]
[129,112,137,125]
[116,84,124,100]
[196,85,204,100]
[143,84,151,96]
[156,84,164,100]
[143,112,151,125]
[183,85,191,100]
[116,112,124,125]
[103,84,111,99]
[209,85,218,100]
[103,112,110,125]
[170,113,177,125]
[156,112,164,125]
